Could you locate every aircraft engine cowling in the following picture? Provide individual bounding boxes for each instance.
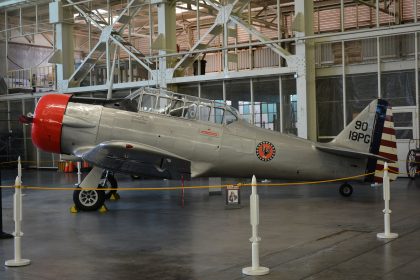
[60,101,103,155]
[32,94,71,154]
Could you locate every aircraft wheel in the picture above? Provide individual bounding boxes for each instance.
[339,183,353,197]
[406,149,417,180]
[73,187,105,211]
[102,173,118,200]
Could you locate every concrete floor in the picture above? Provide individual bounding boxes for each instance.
[0,169,420,280]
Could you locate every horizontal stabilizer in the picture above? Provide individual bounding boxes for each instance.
[315,144,394,162]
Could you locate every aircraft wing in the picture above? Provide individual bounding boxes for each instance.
[315,143,395,163]
[74,141,191,179]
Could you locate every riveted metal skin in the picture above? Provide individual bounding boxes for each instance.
[30,89,398,185]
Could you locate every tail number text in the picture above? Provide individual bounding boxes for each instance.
[349,121,370,143]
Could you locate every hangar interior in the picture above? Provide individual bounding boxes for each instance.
[0,0,419,170]
[1,0,420,279]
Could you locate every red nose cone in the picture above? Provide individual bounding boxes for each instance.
[32,94,71,154]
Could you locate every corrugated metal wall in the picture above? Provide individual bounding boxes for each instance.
[316,34,420,67]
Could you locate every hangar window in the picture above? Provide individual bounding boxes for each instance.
[184,102,198,119]
[210,106,224,124]
[141,94,157,112]
[157,97,172,114]
[168,98,185,117]
[198,104,211,122]
[224,110,237,125]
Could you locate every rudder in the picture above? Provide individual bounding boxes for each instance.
[331,99,399,182]
[367,102,399,183]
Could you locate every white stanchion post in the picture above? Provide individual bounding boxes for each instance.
[5,157,31,267]
[242,175,269,276]
[77,161,82,185]
[377,162,398,239]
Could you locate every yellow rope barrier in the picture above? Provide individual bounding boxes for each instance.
[0,168,418,192]
[240,172,376,187]
[1,158,420,167]
[0,169,405,192]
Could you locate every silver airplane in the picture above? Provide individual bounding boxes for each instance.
[22,87,398,211]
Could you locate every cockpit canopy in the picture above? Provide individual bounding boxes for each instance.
[124,87,239,125]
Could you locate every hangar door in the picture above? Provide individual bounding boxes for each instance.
[393,107,418,177]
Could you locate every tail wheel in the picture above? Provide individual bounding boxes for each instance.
[406,149,417,179]
[339,183,353,197]
[73,187,105,211]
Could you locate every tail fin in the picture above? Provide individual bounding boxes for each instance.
[331,99,399,182]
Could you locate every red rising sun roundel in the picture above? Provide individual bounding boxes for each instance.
[256,141,276,162]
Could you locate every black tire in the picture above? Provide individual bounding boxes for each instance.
[101,173,118,200]
[73,187,106,211]
[406,149,417,180]
[339,183,353,197]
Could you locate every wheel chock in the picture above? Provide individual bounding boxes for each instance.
[70,205,79,213]
[110,193,120,201]
[98,204,108,213]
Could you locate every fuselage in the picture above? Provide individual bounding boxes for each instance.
[57,99,367,181]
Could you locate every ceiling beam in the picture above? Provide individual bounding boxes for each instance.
[0,0,50,10]
[0,0,28,9]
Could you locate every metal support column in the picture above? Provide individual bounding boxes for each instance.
[5,11,8,94]
[416,32,419,139]
[248,3,252,70]
[294,1,316,140]
[88,1,92,86]
[279,76,283,133]
[35,4,38,35]
[415,2,419,139]
[222,79,226,101]
[49,0,74,92]
[157,0,176,88]
[128,0,132,83]
[342,41,347,126]
[251,78,254,125]
[277,0,282,66]
[341,0,346,127]
[377,37,381,98]
[223,9,229,76]
[149,2,153,82]
[196,0,200,41]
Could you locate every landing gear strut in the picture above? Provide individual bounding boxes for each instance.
[101,171,118,200]
[339,183,353,197]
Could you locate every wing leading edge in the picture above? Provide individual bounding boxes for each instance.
[75,141,191,180]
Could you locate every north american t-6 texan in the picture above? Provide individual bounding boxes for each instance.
[21,87,399,211]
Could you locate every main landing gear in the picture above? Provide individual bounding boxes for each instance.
[73,168,118,212]
[339,183,353,197]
